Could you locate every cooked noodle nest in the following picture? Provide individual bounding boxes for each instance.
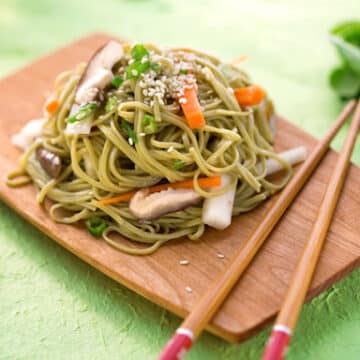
[7,43,292,255]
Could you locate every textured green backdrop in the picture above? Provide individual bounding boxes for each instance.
[1,0,360,359]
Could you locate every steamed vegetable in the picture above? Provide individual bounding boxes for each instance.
[75,41,123,105]
[121,120,138,145]
[66,103,99,123]
[11,118,46,151]
[129,188,202,221]
[202,147,307,230]
[44,98,59,115]
[142,114,158,134]
[202,174,237,230]
[105,96,118,113]
[85,217,107,237]
[179,83,206,129]
[126,44,159,79]
[111,76,123,88]
[264,146,307,176]
[36,147,62,179]
[234,85,265,107]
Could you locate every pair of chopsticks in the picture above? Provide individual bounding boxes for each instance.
[262,100,360,360]
[158,99,359,360]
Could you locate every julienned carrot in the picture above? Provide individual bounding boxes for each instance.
[231,54,249,65]
[95,176,221,206]
[234,85,265,107]
[179,83,206,129]
[45,98,59,115]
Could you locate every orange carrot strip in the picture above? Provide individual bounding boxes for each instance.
[45,98,59,115]
[231,54,249,65]
[234,85,265,107]
[179,83,206,129]
[96,192,136,204]
[95,176,221,206]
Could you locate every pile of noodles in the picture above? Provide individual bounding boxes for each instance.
[7,43,292,255]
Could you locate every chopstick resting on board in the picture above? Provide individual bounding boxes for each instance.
[261,101,360,360]
[157,100,357,360]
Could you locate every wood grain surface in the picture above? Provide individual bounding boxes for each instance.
[0,33,359,343]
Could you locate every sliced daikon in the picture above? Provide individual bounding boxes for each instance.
[202,146,307,230]
[11,118,46,151]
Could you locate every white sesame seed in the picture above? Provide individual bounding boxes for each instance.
[179,260,189,265]
[217,253,225,259]
[128,137,134,146]
[139,132,146,137]
[167,146,174,153]
[141,56,149,64]
[179,98,187,104]
[185,286,193,293]
[227,87,234,93]
[232,127,239,133]
[131,69,138,76]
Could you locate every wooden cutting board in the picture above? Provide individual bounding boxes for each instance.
[0,33,359,343]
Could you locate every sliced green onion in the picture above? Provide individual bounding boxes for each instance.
[121,120,138,144]
[179,68,188,75]
[126,44,156,79]
[131,44,150,61]
[173,159,185,170]
[151,63,160,71]
[105,96,118,113]
[67,103,99,123]
[85,217,107,237]
[142,114,158,134]
[126,61,151,79]
[111,76,123,88]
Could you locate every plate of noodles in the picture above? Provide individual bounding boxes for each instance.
[4,34,348,342]
[6,39,307,256]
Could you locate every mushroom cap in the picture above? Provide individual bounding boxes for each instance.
[75,41,123,104]
[129,187,202,220]
[36,146,62,179]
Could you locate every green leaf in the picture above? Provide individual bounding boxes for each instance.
[329,66,360,99]
[85,217,107,237]
[331,21,360,47]
[330,21,360,76]
[179,68,188,75]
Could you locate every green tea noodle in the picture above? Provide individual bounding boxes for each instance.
[7,43,292,255]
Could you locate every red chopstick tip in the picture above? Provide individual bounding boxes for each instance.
[262,328,291,360]
[158,328,193,360]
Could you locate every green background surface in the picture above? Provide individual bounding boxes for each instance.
[1,0,360,359]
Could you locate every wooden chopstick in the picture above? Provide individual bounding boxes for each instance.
[157,99,357,360]
[261,101,360,360]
